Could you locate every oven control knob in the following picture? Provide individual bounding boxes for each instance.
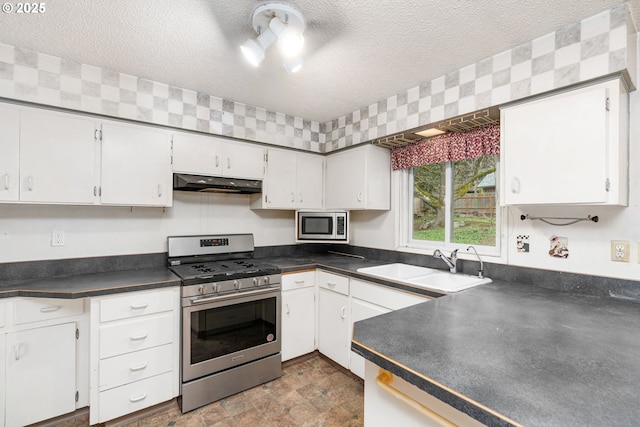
[234,280,241,290]
[263,276,270,285]
[198,285,205,295]
[253,278,259,286]
[212,283,219,293]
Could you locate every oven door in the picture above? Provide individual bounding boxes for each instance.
[182,287,281,382]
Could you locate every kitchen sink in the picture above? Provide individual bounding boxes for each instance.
[406,272,492,292]
[357,263,491,293]
[356,263,438,280]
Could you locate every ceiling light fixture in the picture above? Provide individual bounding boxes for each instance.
[240,2,306,72]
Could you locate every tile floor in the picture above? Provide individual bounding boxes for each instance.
[48,353,364,427]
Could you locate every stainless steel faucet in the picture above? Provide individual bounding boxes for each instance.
[432,249,458,273]
[467,245,484,278]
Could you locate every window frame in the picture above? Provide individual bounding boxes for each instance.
[400,157,502,257]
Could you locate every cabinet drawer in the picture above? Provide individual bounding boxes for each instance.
[282,271,315,291]
[351,279,429,310]
[99,313,175,359]
[14,298,83,325]
[98,372,175,423]
[0,301,6,328]
[317,271,349,295]
[99,288,175,323]
[99,344,174,391]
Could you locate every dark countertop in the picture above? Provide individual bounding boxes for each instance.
[0,268,180,298]
[352,280,640,427]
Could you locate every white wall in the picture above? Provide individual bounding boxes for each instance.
[0,192,295,263]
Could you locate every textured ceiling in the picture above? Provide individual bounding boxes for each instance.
[0,0,637,122]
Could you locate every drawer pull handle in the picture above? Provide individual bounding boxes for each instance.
[39,305,61,313]
[340,306,347,319]
[376,369,457,427]
[14,343,22,360]
[130,303,149,310]
[294,280,305,284]
[285,304,290,315]
[3,174,9,190]
[130,333,148,341]
[215,155,219,167]
[327,281,336,287]
[129,393,147,403]
[129,362,148,372]
[27,176,34,191]
[511,177,520,194]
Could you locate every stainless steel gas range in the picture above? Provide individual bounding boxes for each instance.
[167,234,282,413]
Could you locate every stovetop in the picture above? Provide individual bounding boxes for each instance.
[170,259,281,284]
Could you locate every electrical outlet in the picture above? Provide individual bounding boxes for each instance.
[51,230,65,247]
[610,240,629,262]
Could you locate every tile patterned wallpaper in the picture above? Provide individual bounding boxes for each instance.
[0,5,635,154]
[323,4,636,152]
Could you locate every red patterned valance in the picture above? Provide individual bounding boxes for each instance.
[391,124,500,170]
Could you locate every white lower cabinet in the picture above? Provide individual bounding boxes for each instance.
[6,323,77,427]
[89,287,180,425]
[281,271,316,361]
[2,297,87,427]
[317,271,351,369]
[364,360,485,427]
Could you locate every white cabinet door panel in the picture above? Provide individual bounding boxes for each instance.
[222,142,264,180]
[172,132,223,176]
[317,288,350,369]
[100,122,172,206]
[282,287,315,361]
[0,104,19,201]
[502,86,609,205]
[5,322,76,427]
[264,149,297,208]
[20,109,96,204]
[296,152,324,209]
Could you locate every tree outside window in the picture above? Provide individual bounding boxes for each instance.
[411,155,497,247]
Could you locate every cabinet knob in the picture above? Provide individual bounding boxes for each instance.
[215,155,220,167]
[285,303,290,315]
[291,192,295,202]
[3,174,9,190]
[14,343,22,360]
[299,192,303,203]
[27,176,34,191]
[340,306,347,319]
[157,184,163,197]
[227,158,231,169]
[357,192,363,202]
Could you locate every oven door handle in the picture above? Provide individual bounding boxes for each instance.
[189,287,280,305]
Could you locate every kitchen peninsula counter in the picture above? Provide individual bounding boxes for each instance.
[351,280,640,427]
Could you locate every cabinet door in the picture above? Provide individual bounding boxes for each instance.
[172,132,223,176]
[350,299,391,379]
[317,288,350,369]
[0,104,19,201]
[264,149,297,208]
[5,322,76,427]
[282,287,315,361]
[326,148,365,209]
[222,142,264,180]
[501,86,609,205]
[20,108,97,204]
[296,152,324,209]
[100,122,172,206]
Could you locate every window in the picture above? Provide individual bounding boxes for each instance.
[408,154,498,250]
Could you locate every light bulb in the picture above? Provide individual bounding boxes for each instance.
[277,27,304,57]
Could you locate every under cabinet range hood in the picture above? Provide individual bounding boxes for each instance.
[173,174,262,194]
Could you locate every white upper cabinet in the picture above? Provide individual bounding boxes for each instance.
[500,77,628,206]
[325,144,391,210]
[222,141,265,180]
[172,132,264,180]
[172,132,223,176]
[99,121,172,207]
[252,148,323,209]
[0,104,20,202]
[20,108,97,204]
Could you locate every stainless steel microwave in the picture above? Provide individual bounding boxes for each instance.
[296,211,349,243]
